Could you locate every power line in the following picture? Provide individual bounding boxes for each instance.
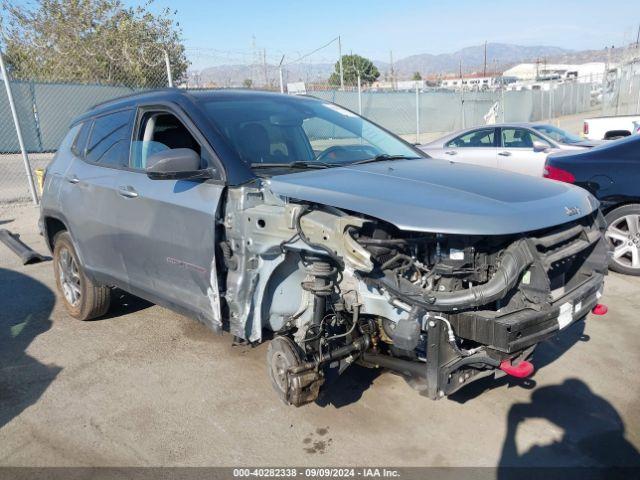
[284,36,339,66]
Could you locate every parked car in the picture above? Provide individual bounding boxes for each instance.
[583,114,640,140]
[40,90,608,405]
[530,124,603,148]
[545,134,640,276]
[418,123,592,176]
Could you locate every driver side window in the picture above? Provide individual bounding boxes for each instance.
[130,111,202,170]
[446,129,495,148]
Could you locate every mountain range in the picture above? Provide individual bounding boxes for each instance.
[188,42,625,87]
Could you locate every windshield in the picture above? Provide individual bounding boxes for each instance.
[200,95,421,172]
[532,124,583,144]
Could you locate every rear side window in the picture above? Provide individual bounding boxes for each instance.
[71,122,91,157]
[85,110,133,167]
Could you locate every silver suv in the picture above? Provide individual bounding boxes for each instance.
[40,90,609,405]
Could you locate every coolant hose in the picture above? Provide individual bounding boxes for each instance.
[374,240,534,311]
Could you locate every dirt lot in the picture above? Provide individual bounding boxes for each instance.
[1,204,639,468]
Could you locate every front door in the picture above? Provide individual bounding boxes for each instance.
[111,106,225,328]
[497,127,551,176]
[442,127,498,169]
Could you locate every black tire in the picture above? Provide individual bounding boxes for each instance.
[52,231,111,320]
[604,204,640,276]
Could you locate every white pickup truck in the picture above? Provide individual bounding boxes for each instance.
[583,114,640,140]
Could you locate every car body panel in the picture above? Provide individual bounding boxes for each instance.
[420,123,588,176]
[108,169,223,329]
[268,158,598,235]
[58,157,124,279]
[546,135,640,211]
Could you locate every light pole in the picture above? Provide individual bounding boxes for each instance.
[278,55,285,93]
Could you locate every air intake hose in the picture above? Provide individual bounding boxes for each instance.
[372,240,534,311]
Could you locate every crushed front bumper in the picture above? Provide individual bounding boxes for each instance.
[449,272,605,354]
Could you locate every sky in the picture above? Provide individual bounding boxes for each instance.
[146,0,640,61]
[9,0,640,68]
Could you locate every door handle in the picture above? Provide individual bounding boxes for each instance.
[498,151,512,157]
[117,185,139,198]
[66,174,79,184]
[445,150,457,155]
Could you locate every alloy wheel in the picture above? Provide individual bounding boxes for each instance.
[58,246,82,307]
[605,214,640,270]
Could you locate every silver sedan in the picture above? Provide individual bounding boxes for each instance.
[419,123,598,177]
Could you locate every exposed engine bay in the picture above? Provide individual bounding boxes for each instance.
[219,181,609,406]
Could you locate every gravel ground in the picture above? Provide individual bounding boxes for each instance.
[0,205,639,468]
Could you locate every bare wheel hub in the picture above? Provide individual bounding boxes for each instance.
[266,336,323,406]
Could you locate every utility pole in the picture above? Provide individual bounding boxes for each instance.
[390,50,395,90]
[483,41,487,77]
[251,35,257,85]
[164,50,173,87]
[278,55,285,93]
[338,35,344,90]
[460,59,465,128]
[262,49,268,87]
[602,46,610,115]
[415,81,420,144]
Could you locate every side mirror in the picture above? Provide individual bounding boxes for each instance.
[145,148,215,180]
[532,141,548,153]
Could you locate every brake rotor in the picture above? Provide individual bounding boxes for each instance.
[266,336,323,407]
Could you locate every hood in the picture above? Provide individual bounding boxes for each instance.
[267,159,598,235]
[571,139,604,148]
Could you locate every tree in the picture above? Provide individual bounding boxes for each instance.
[0,0,189,87]
[328,54,380,86]
[412,71,422,81]
[242,78,253,89]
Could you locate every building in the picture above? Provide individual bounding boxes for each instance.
[439,74,500,91]
[503,62,611,83]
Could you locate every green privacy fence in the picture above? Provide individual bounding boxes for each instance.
[0,77,620,154]
[1,80,134,153]
[308,82,595,141]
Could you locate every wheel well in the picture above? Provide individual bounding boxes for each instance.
[44,217,67,250]
[602,201,640,216]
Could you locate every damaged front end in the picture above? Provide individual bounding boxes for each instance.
[220,182,609,406]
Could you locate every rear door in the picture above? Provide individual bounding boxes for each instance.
[109,104,225,328]
[497,127,551,176]
[440,128,498,168]
[59,109,134,280]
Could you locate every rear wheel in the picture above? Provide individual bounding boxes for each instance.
[604,205,640,276]
[53,231,111,319]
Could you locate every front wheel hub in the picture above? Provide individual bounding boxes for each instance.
[266,336,323,407]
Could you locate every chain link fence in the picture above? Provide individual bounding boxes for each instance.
[0,49,171,213]
[302,66,640,145]
[1,49,639,213]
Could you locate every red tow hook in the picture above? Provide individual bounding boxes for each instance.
[592,303,608,316]
[499,359,534,378]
